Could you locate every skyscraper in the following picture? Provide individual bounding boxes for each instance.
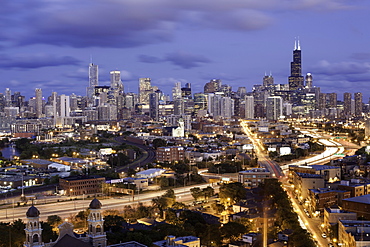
[35,88,43,118]
[244,95,255,119]
[139,78,152,104]
[288,39,304,90]
[354,92,363,117]
[305,73,313,88]
[318,93,327,110]
[263,74,274,87]
[87,63,98,100]
[204,79,221,93]
[266,96,282,121]
[149,92,159,121]
[5,88,11,106]
[328,93,337,108]
[172,82,182,100]
[343,92,352,117]
[110,70,123,92]
[58,94,70,117]
[181,83,192,99]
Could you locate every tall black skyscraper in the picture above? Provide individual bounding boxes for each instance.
[288,39,304,90]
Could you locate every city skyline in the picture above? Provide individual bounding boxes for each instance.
[0,1,370,99]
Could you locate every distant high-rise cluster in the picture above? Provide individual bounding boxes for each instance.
[0,39,367,134]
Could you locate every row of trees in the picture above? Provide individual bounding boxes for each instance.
[260,179,316,247]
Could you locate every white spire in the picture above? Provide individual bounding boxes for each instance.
[294,37,297,50]
[297,37,301,50]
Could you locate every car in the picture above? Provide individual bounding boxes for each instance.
[322,233,327,238]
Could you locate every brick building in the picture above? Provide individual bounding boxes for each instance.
[307,188,351,213]
[59,175,105,196]
[156,146,184,163]
[342,194,370,220]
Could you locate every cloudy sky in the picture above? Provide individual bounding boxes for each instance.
[1,0,370,101]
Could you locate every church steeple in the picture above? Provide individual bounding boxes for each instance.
[87,198,106,247]
[24,205,43,247]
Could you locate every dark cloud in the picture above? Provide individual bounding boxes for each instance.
[0,0,355,49]
[138,55,163,63]
[309,60,370,76]
[0,54,80,69]
[164,51,211,69]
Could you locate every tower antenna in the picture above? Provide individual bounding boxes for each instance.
[294,37,297,50]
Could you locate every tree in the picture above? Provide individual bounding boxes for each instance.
[41,222,58,243]
[47,215,62,227]
[203,186,214,199]
[104,215,125,232]
[152,138,167,149]
[190,187,202,201]
[152,189,176,218]
[219,182,246,205]
[220,221,247,242]
[211,203,225,214]
[171,202,188,210]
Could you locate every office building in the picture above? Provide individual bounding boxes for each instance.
[305,73,313,88]
[110,70,123,92]
[288,39,304,90]
[138,78,152,104]
[181,83,192,99]
[172,82,182,100]
[263,74,274,87]
[87,63,98,100]
[204,79,221,93]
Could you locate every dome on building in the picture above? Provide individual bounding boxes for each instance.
[89,198,102,209]
[26,205,40,217]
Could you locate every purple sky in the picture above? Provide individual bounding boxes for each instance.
[1,0,370,101]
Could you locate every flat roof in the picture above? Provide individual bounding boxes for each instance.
[61,175,104,181]
[344,194,370,204]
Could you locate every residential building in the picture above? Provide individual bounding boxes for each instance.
[244,95,254,119]
[35,88,43,118]
[322,206,357,234]
[238,168,272,187]
[342,194,370,220]
[266,96,282,121]
[338,220,370,247]
[354,92,363,117]
[156,146,185,163]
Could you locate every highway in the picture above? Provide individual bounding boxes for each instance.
[114,138,156,173]
[0,183,217,223]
